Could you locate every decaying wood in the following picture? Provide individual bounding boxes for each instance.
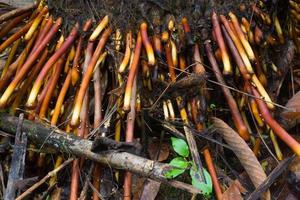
[0,113,201,194]
[246,156,295,200]
[4,113,27,200]
[183,126,206,183]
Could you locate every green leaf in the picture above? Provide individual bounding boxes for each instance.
[171,137,189,157]
[210,103,216,109]
[165,157,188,179]
[190,166,212,198]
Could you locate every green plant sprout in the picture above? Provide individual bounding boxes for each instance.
[165,137,212,198]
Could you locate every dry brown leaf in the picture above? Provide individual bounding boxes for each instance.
[147,138,169,161]
[139,179,161,200]
[212,117,270,200]
[222,180,244,200]
[281,91,300,122]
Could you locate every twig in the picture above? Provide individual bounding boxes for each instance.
[246,156,295,200]
[15,158,74,200]
[0,162,5,197]
[79,163,94,200]
[4,113,26,200]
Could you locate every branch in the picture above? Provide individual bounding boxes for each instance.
[4,113,27,200]
[0,113,201,194]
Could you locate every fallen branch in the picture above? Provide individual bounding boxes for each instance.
[4,113,27,200]
[0,113,201,194]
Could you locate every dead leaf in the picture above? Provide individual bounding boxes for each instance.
[281,91,300,122]
[222,180,244,200]
[147,138,169,161]
[212,117,270,200]
[139,179,161,200]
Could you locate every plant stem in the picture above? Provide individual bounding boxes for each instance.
[26,23,79,108]
[0,17,62,108]
[205,40,249,141]
[71,27,112,126]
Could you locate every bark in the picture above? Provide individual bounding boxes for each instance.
[0,113,201,194]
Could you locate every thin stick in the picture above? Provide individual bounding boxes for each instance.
[15,158,74,200]
[269,128,283,161]
[33,74,53,118]
[50,70,71,125]
[190,87,222,200]
[170,40,178,68]
[16,31,38,73]
[274,16,284,44]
